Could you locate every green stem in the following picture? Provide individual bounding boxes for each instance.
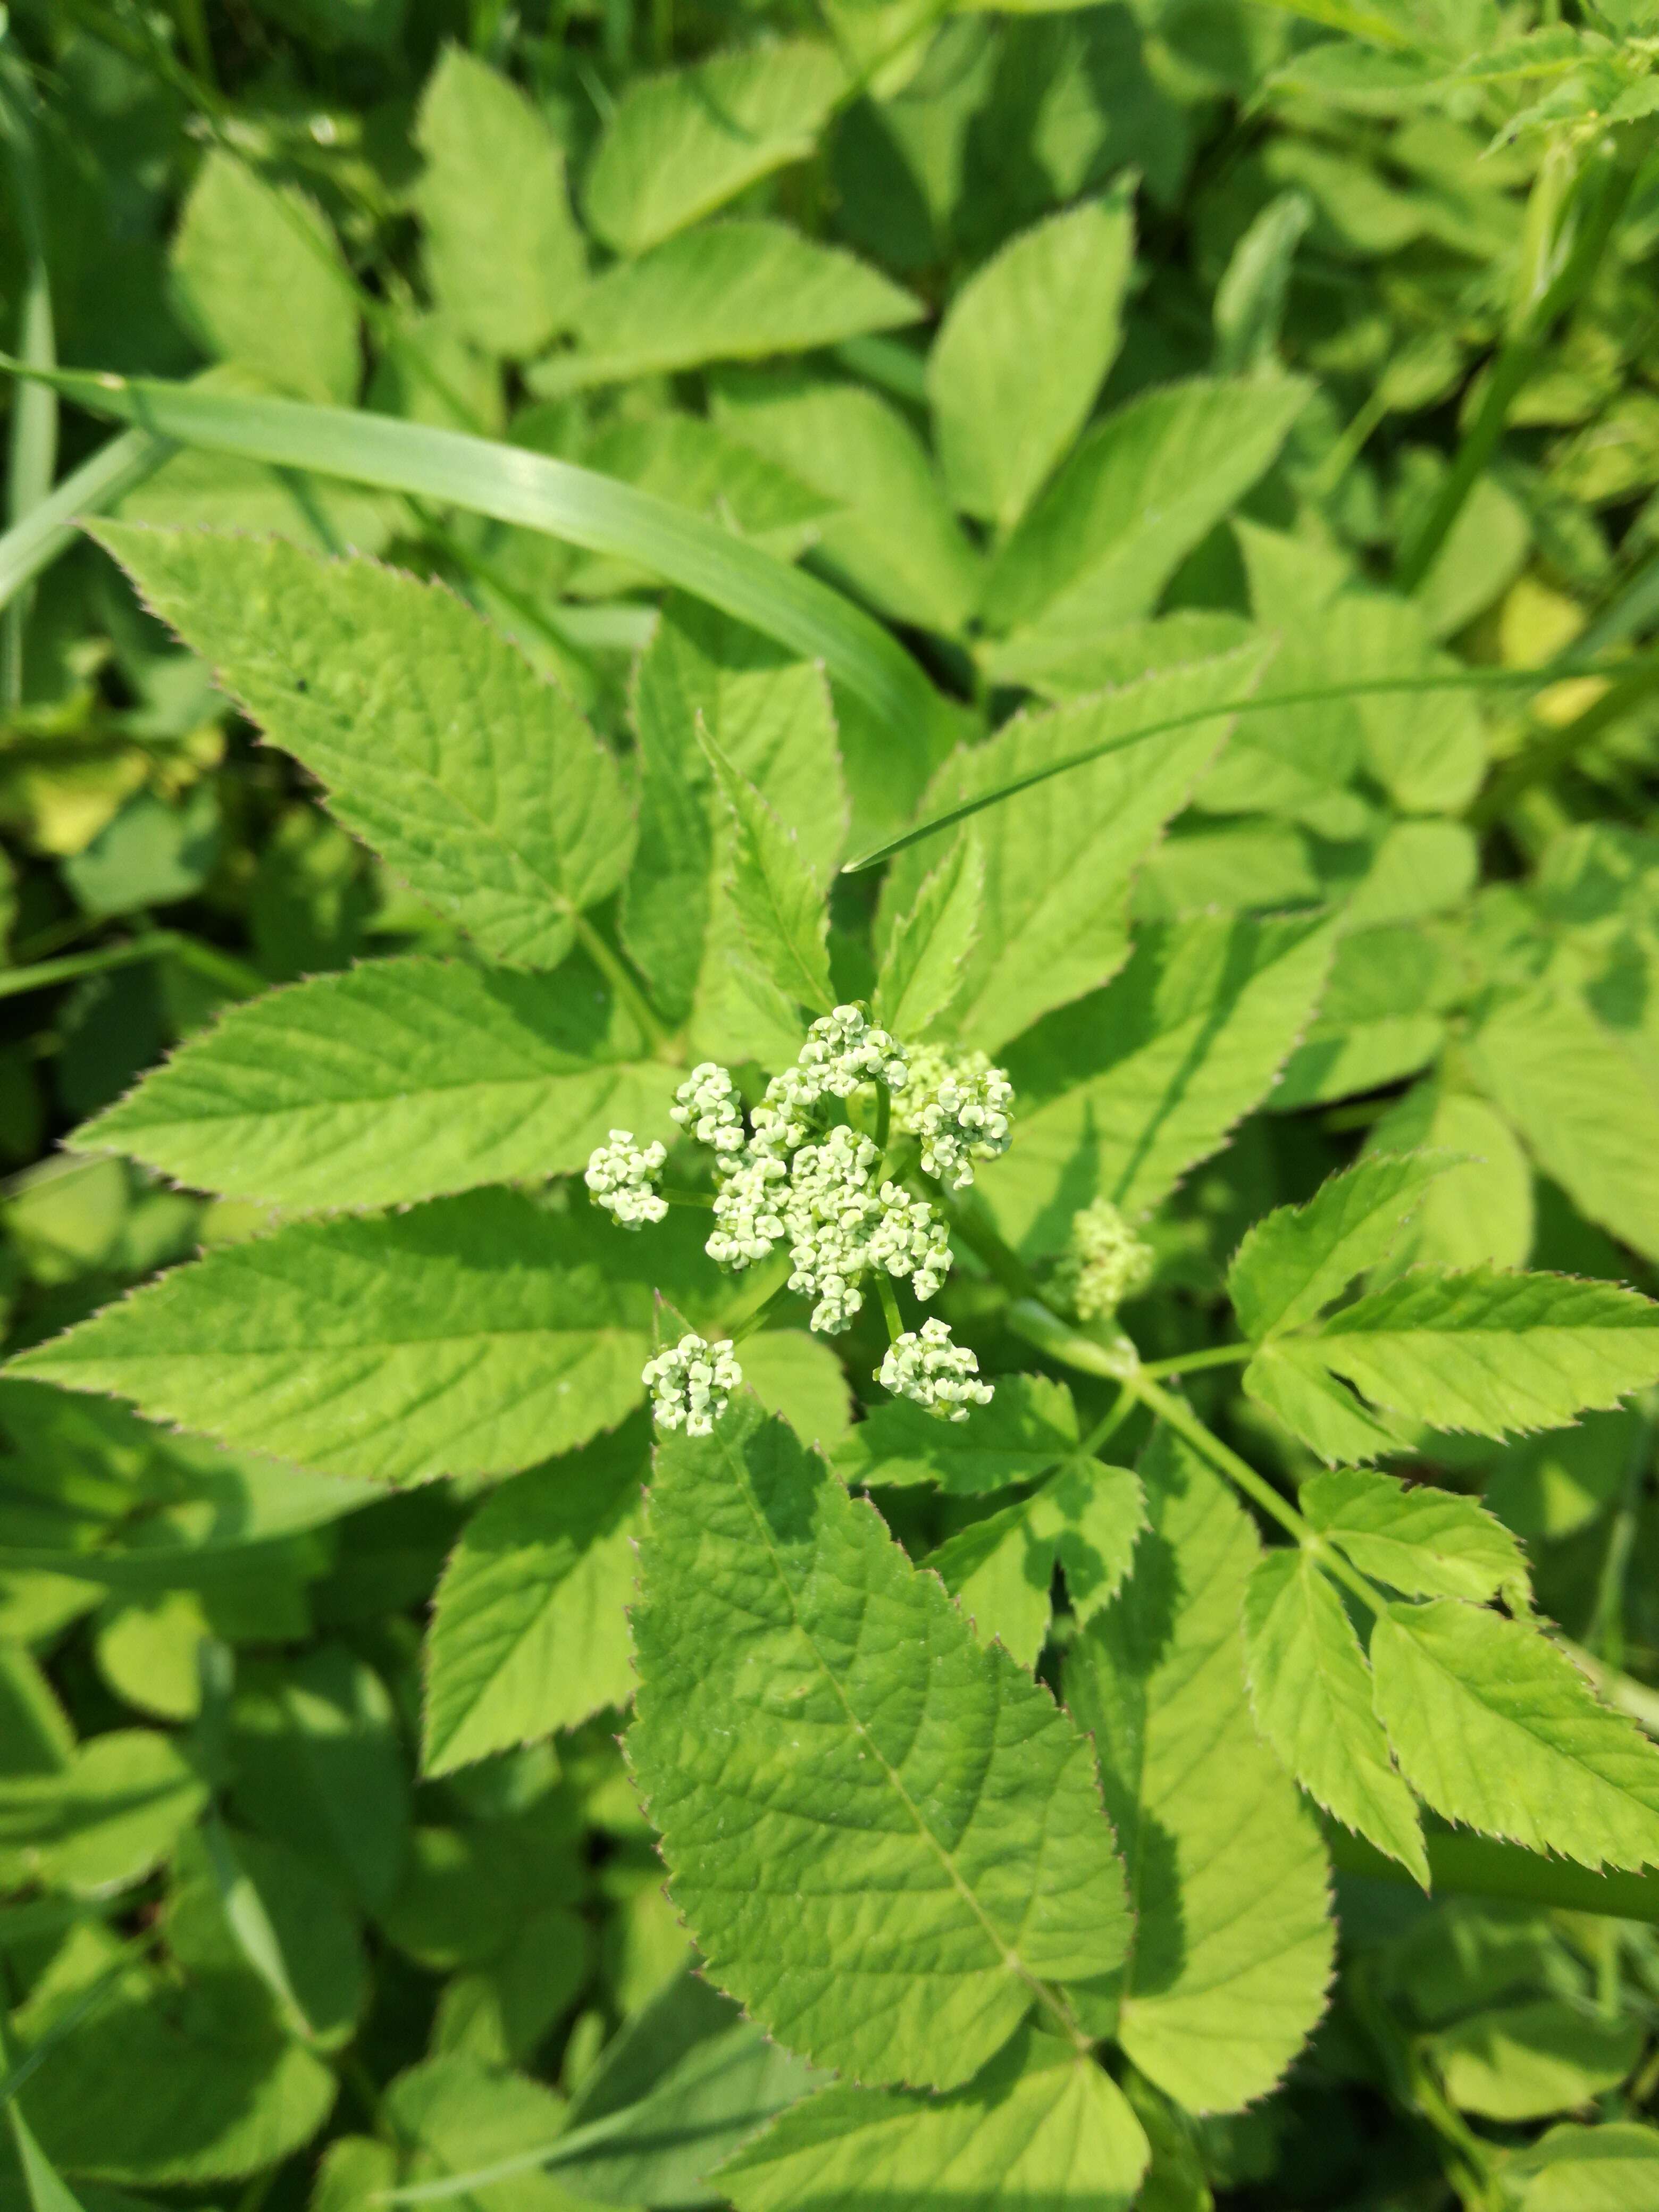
[1077,1392,1136,1460]
[1395,153,1636,594]
[1139,1342,1252,1379]
[0,931,259,1004]
[875,1271,903,1344]
[873,1076,892,1158]
[1328,1820,1659,1927]
[569,914,674,1057]
[1562,1640,1659,1739]
[1471,653,1659,827]
[661,1188,713,1209]
[727,1277,797,1346]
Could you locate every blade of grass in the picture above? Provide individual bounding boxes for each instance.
[843,651,1659,870]
[0,53,57,713]
[0,360,947,748]
[0,429,174,614]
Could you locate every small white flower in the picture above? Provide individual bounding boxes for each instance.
[642,1334,742,1436]
[1057,1199,1154,1321]
[783,1125,881,1334]
[897,1046,1013,1191]
[707,1152,789,1270]
[670,1062,746,1156]
[879,1317,993,1423]
[584,1129,668,1228]
[866,1182,952,1302]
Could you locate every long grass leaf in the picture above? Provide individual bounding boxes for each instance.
[0,430,173,613]
[842,652,1659,871]
[0,359,944,745]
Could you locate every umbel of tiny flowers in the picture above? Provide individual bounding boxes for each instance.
[585,1007,1007,1430]
[1055,1197,1155,1321]
[880,1318,994,1423]
[642,1334,743,1436]
[584,1129,668,1228]
[894,1044,1014,1192]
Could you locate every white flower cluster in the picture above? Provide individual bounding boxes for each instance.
[641,1334,742,1436]
[867,1183,951,1301]
[670,1062,745,1157]
[879,1318,993,1423]
[583,1128,668,1228]
[896,1045,1014,1191]
[1057,1198,1154,1320]
[707,1152,788,1269]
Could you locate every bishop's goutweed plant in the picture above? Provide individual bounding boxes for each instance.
[6,4,1659,2209]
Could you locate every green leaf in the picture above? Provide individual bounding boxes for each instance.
[0,1730,208,1897]
[833,1373,1080,1494]
[170,151,359,405]
[1247,1269,1659,1463]
[1425,1999,1643,2121]
[1228,1153,1459,1341]
[928,194,1134,533]
[890,645,1276,1052]
[384,2054,568,2201]
[168,1825,366,2048]
[1065,1432,1334,2114]
[5,2099,87,2212]
[12,1192,658,1484]
[413,47,585,362]
[1213,190,1312,377]
[1366,1085,1534,1271]
[25,365,943,749]
[1466,980,1659,1268]
[872,833,983,1038]
[719,2026,1150,2212]
[1270,924,1452,1111]
[983,915,1334,1257]
[76,956,677,1213]
[713,374,981,635]
[701,730,835,1014]
[584,42,845,256]
[1242,1547,1428,1884]
[931,1461,1146,1668]
[422,1421,647,1778]
[228,1644,410,1909]
[1371,1600,1659,1870]
[627,1400,1132,2089]
[622,597,850,1027]
[560,1971,825,2208]
[531,221,920,396]
[979,379,1309,673]
[1505,2121,1659,2211]
[1301,1466,1529,1605]
[92,525,633,972]
[12,1928,336,2184]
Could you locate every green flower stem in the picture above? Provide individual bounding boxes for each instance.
[568,914,675,1058]
[727,1277,797,1347]
[1077,1392,1136,1460]
[660,1188,714,1209]
[1138,1342,1252,1379]
[876,1271,904,1344]
[873,1075,892,1158]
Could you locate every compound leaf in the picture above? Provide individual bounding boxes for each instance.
[873,832,984,1040]
[1302,1466,1530,1606]
[1242,1548,1428,1885]
[1371,1601,1659,1870]
[702,730,835,1013]
[75,956,677,1213]
[413,47,585,360]
[719,2026,1150,2212]
[422,1421,647,1777]
[533,221,920,395]
[12,1192,658,1484]
[928,194,1134,533]
[585,42,845,256]
[627,1401,1132,2089]
[1228,1154,1458,1342]
[984,915,1334,1257]
[1066,1431,1334,2115]
[93,524,635,972]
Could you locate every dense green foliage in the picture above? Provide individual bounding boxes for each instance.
[4,2,1659,2209]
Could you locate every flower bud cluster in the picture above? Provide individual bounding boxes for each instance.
[1057,1198,1154,1320]
[641,1334,742,1436]
[879,1318,993,1422]
[867,1183,951,1301]
[896,1045,1013,1191]
[670,1062,745,1156]
[583,1129,668,1228]
[783,1126,882,1334]
[706,1152,788,1269]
